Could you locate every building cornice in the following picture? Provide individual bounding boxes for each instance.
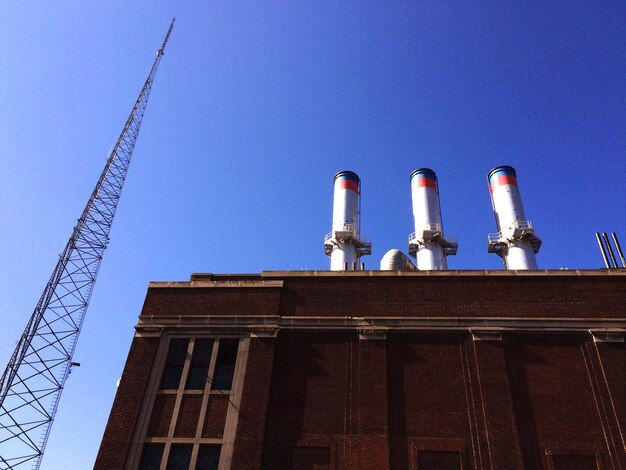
[146,269,626,288]
[136,314,626,337]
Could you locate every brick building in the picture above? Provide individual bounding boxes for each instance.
[95,270,626,470]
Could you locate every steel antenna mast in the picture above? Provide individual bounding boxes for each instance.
[0,19,174,470]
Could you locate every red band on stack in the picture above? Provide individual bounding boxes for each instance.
[337,179,359,192]
[411,176,437,191]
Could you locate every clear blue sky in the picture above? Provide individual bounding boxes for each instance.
[1,2,625,468]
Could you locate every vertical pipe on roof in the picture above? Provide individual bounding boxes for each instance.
[611,233,626,267]
[487,166,541,270]
[602,232,618,268]
[408,168,457,270]
[324,171,371,270]
[596,233,611,268]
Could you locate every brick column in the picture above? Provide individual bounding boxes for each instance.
[230,328,278,469]
[469,330,524,470]
[357,328,389,470]
[95,334,160,470]
[587,332,626,468]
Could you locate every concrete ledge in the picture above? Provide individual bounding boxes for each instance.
[471,329,503,341]
[136,315,626,334]
[147,269,626,287]
[590,329,625,342]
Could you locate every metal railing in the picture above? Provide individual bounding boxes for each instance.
[325,223,359,243]
[510,220,533,230]
[409,225,453,243]
[488,233,501,243]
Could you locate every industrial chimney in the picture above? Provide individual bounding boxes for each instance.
[408,168,457,270]
[487,165,541,269]
[324,171,371,270]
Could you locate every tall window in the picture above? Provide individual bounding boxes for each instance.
[166,444,193,470]
[138,443,222,470]
[212,339,238,390]
[160,339,189,390]
[196,445,221,470]
[139,444,164,470]
[186,340,214,390]
[142,337,241,470]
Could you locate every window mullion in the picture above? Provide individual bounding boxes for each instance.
[160,338,195,470]
[189,340,220,470]
[195,342,220,437]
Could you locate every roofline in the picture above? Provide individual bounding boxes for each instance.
[145,269,626,288]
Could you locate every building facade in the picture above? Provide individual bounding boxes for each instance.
[95,270,626,470]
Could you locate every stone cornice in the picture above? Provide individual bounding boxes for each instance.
[135,314,626,337]
[148,280,283,288]
[148,269,626,287]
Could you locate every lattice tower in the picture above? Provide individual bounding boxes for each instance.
[0,19,174,470]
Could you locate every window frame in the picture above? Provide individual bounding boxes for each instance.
[289,439,337,470]
[544,447,606,470]
[411,439,469,470]
[138,443,165,470]
[128,334,249,470]
[159,338,190,391]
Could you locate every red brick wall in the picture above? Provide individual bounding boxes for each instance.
[387,334,471,469]
[97,273,626,469]
[140,275,626,320]
[146,395,175,437]
[470,339,525,469]
[593,341,626,433]
[356,338,389,470]
[94,335,159,469]
[583,341,626,468]
[174,395,202,437]
[202,395,229,439]
[278,276,625,318]
[140,287,281,316]
[594,341,626,463]
[262,332,358,469]
[504,336,609,468]
[230,337,277,469]
[256,332,625,469]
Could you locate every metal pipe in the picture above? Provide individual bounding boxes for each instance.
[611,232,626,267]
[410,169,446,269]
[324,171,371,270]
[408,168,457,270]
[596,233,610,268]
[487,166,540,270]
[602,232,618,268]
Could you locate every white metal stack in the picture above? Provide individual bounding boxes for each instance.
[487,165,541,269]
[324,171,371,270]
[408,168,457,270]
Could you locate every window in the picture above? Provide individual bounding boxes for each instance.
[166,444,193,470]
[212,339,239,390]
[417,450,461,470]
[160,339,189,390]
[552,453,598,470]
[196,445,221,470]
[291,447,330,470]
[186,339,214,390]
[139,444,164,470]
[143,338,241,469]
